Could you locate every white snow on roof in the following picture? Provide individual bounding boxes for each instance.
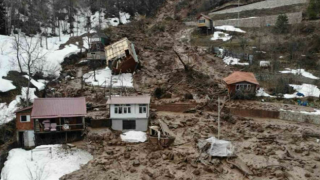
[280,68,319,80]
[83,67,133,88]
[215,25,246,33]
[211,31,232,41]
[0,145,93,180]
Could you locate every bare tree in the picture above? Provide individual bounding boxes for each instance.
[18,34,46,106]
[12,33,23,73]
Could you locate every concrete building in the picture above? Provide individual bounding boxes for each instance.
[107,95,151,131]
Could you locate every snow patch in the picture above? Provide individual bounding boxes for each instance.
[0,87,37,125]
[211,31,232,41]
[83,67,133,88]
[0,145,93,180]
[280,68,319,80]
[223,56,249,66]
[23,75,46,91]
[256,88,274,97]
[284,84,320,98]
[215,25,246,33]
[121,131,147,143]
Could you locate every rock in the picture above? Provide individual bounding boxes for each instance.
[305,173,311,178]
[274,170,284,178]
[211,159,221,166]
[124,152,130,159]
[193,169,200,176]
[133,160,140,167]
[294,147,303,153]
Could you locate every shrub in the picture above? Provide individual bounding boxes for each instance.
[273,14,289,34]
[307,0,320,20]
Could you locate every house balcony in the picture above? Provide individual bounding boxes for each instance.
[34,117,85,134]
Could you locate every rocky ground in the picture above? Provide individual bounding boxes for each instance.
[62,110,320,180]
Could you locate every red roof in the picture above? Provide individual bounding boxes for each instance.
[31,98,87,119]
[223,71,259,85]
[107,95,151,105]
[197,14,212,20]
[14,106,33,113]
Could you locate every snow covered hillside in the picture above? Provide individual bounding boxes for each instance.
[0,11,130,125]
[0,145,93,180]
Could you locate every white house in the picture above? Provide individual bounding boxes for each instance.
[107,95,151,131]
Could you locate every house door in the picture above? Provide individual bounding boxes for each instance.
[123,120,136,130]
[18,132,24,147]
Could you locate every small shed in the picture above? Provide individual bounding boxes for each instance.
[197,14,214,34]
[223,71,259,95]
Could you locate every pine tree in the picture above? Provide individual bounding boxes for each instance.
[0,0,6,35]
[307,0,320,20]
[274,14,289,34]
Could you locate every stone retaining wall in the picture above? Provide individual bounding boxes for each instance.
[214,12,302,27]
[279,111,320,125]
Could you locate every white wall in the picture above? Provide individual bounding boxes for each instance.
[112,119,148,131]
[110,104,149,119]
[23,130,35,147]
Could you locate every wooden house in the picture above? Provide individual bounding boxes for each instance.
[197,14,214,34]
[105,38,140,75]
[223,71,259,95]
[87,34,110,63]
[15,97,87,148]
[107,95,150,131]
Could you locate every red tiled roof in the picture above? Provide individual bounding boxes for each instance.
[223,71,259,85]
[31,97,87,119]
[107,95,151,105]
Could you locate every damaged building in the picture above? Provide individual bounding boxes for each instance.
[105,38,140,75]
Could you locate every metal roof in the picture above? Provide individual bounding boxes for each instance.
[107,95,151,105]
[31,97,87,119]
[14,106,33,113]
[223,71,259,85]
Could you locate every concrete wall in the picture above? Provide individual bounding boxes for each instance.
[229,107,320,125]
[210,0,307,15]
[112,119,148,131]
[214,12,302,27]
[279,111,320,125]
[229,108,279,119]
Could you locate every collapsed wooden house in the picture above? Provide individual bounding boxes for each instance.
[15,97,87,148]
[105,38,140,75]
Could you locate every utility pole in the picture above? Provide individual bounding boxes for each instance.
[237,0,240,27]
[218,96,221,139]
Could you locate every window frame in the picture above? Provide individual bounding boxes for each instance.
[20,115,30,122]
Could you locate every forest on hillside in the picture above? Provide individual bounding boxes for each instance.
[0,0,166,36]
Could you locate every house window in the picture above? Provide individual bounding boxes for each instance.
[236,84,253,91]
[139,104,147,113]
[198,19,205,23]
[115,104,131,114]
[20,115,30,122]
